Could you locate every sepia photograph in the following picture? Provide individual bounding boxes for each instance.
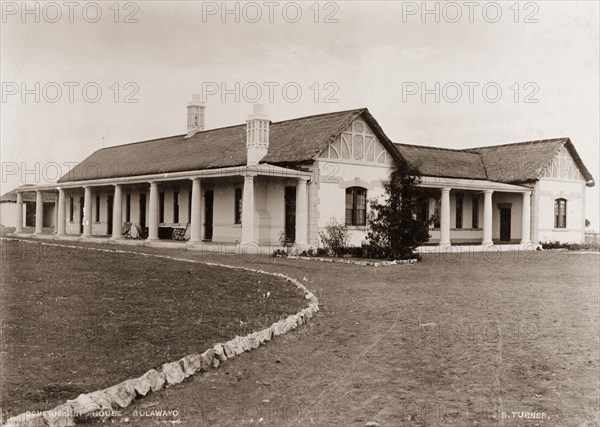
[1,1,599,426]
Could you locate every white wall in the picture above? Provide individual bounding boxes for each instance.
[535,178,586,243]
[315,160,391,247]
[0,202,19,227]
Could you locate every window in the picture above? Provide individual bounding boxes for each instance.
[417,198,428,222]
[455,193,463,229]
[125,194,131,222]
[234,188,242,224]
[345,187,367,226]
[433,198,441,228]
[173,191,180,223]
[69,197,74,221]
[95,195,100,222]
[554,198,567,228]
[471,195,479,228]
[159,192,165,223]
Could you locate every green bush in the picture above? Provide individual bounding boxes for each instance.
[366,162,431,260]
[318,219,349,257]
[540,240,600,251]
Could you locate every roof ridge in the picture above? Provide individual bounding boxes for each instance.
[393,142,473,153]
[467,137,569,151]
[95,108,368,152]
[270,108,367,125]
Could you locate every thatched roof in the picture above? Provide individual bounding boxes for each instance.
[0,185,57,202]
[395,144,487,180]
[468,138,594,185]
[58,108,401,183]
[55,107,594,188]
[395,138,594,187]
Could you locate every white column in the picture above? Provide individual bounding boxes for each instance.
[521,191,531,244]
[15,192,23,233]
[34,190,44,234]
[439,187,451,245]
[482,190,494,245]
[83,186,92,237]
[57,189,66,236]
[54,195,59,234]
[295,177,309,245]
[148,182,159,240]
[241,173,256,245]
[111,184,123,239]
[190,178,203,243]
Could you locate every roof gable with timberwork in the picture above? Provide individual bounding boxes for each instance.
[318,119,393,166]
[541,144,586,182]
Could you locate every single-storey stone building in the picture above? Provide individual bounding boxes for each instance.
[10,96,595,250]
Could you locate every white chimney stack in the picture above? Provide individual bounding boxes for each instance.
[186,93,205,137]
[246,104,270,165]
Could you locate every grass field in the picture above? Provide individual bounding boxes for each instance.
[1,238,599,426]
[0,239,306,418]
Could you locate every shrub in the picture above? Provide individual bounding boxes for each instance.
[272,249,287,257]
[319,219,349,257]
[366,162,432,260]
[540,240,600,251]
[299,247,316,257]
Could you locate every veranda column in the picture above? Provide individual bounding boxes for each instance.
[111,184,123,239]
[34,190,44,235]
[83,186,92,237]
[148,182,159,241]
[241,173,256,245]
[520,191,531,244]
[439,187,451,245]
[54,195,59,234]
[57,188,66,236]
[295,177,309,245]
[482,190,494,245]
[15,192,23,233]
[189,178,203,243]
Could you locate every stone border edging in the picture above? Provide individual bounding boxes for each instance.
[1,238,319,427]
[277,254,418,267]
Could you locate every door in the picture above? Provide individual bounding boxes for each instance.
[139,193,146,229]
[500,208,511,242]
[284,186,296,243]
[79,197,84,233]
[106,195,113,235]
[25,202,35,227]
[204,190,214,240]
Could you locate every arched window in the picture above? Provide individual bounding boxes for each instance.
[554,198,567,228]
[345,187,367,226]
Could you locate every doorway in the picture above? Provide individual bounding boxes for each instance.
[284,186,296,243]
[139,193,147,229]
[107,195,113,235]
[500,208,511,242]
[204,190,214,240]
[79,197,84,234]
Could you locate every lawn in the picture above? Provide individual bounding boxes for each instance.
[113,246,598,426]
[1,239,598,426]
[0,239,307,418]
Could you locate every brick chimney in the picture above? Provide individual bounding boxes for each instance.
[246,104,270,165]
[186,94,205,137]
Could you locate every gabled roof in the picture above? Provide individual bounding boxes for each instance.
[394,143,487,180]
[55,106,593,188]
[467,138,594,186]
[58,108,400,183]
[395,138,595,187]
[0,185,57,203]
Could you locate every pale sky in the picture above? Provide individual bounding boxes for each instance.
[1,1,599,226]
